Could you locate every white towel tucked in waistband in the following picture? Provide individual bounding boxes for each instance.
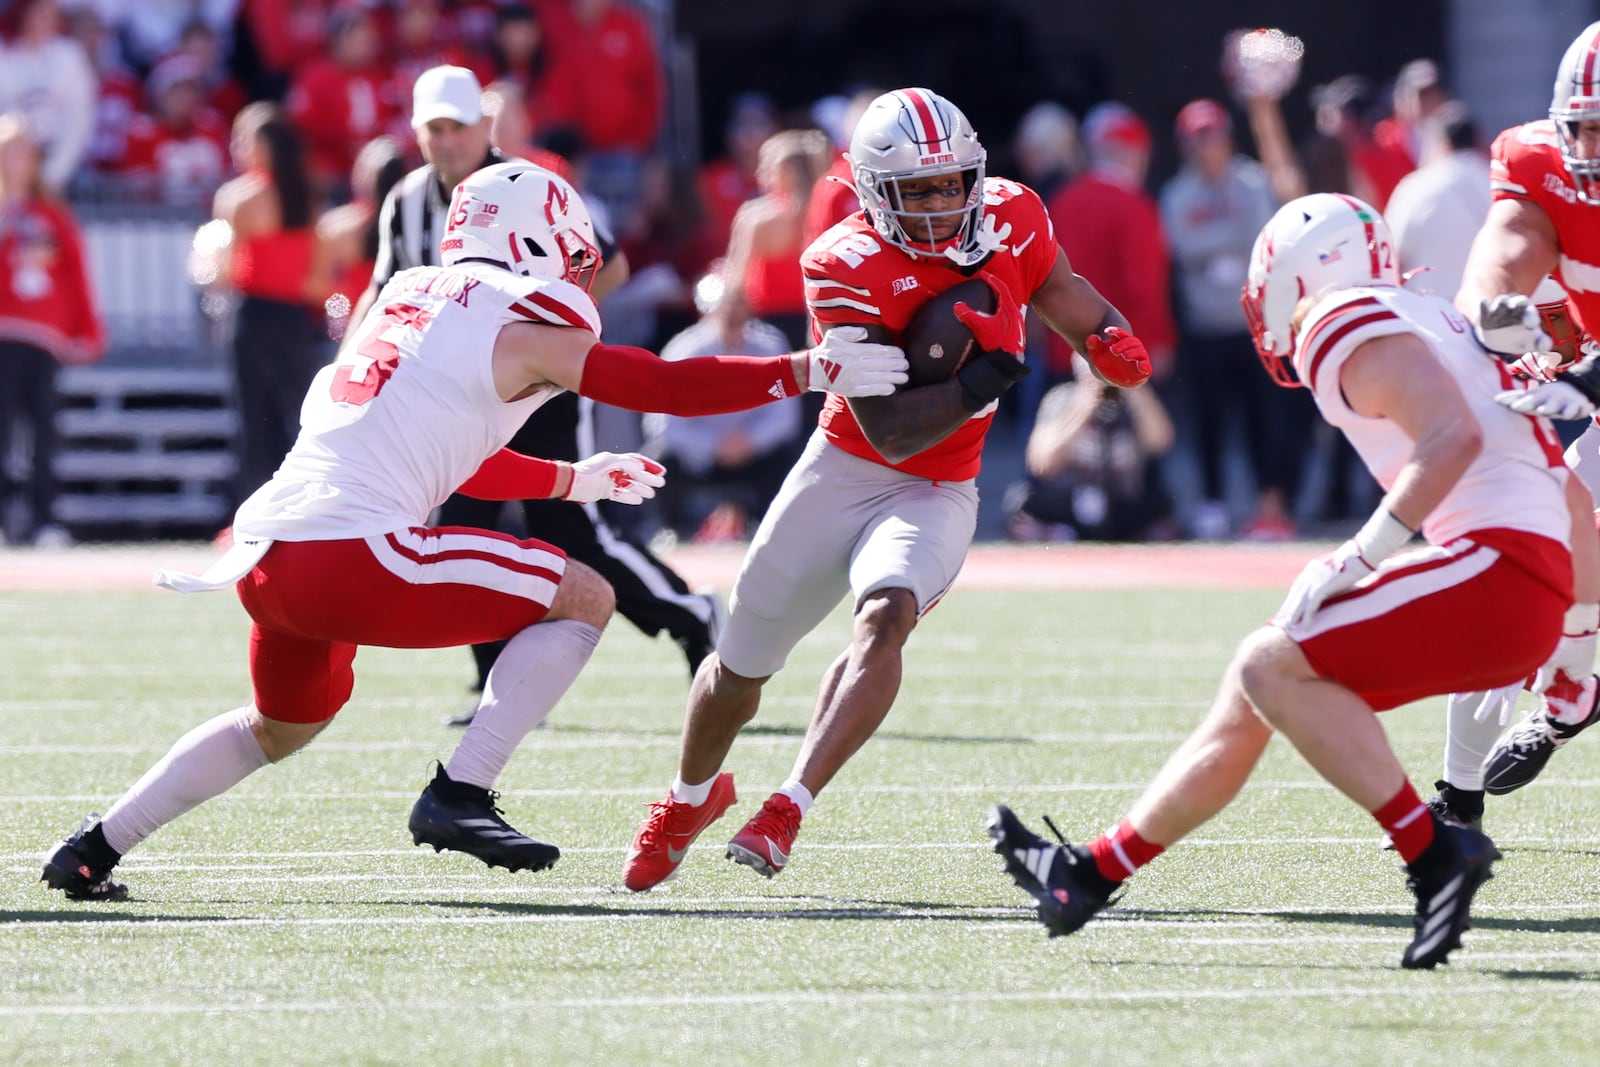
[153,538,273,593]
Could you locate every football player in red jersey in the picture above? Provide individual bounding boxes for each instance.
[1417,22,1600,812]
[622,87,1155,892]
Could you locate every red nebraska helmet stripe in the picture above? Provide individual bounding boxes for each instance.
[897,89,948,155]
[1331,193,1381,278]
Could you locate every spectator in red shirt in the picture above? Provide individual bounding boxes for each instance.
[1373,59,1449,172]
[698,92,778,259]
[801,88,879,245]
[1046,103,1175,382]
[470,4,568,132]
[542,0,662,155]
[238,0,332,101]
[542,0,662,224]
[0,114,104,545]
[115,56,230,203]
[174,19,250,123]
[63,4,141,177]
[286,6,396,196]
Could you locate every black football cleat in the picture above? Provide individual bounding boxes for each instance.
[1485,678,1600,795]
[986,804,1119,936]
[1401,817,1501,970]
[408,765,560,873]
[41,814,128,902]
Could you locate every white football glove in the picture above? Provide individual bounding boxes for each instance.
[1495,380,1597,420]
[1474,293,1552,360]
[563,452,666,506]
[1533,603,1600,695]
[806,325,909,397]
[1273,508,1414,629]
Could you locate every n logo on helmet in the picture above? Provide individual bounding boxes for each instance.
[546,183,570,226]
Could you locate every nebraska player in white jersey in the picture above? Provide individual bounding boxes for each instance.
[1419,21,1600,810]
[992,193,1584,969]
[40,161,907,901]
[622,87,1155,891]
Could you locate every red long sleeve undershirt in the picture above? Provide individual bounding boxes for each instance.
[576,343,802,415]
[457,449,563,500]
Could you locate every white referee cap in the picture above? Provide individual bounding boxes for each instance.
[412,66,483,128]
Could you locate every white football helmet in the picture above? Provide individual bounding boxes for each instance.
[1551,21,1600,206]
[848,88,988,266]
[1241,192,1400,385]
[439,160,602,288]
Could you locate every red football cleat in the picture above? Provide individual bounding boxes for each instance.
[726,793,803,878]
[622,773,736,892]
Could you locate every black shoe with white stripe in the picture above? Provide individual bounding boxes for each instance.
[1485,678,1600,796]
[986,804,1119,936]
[1401,817,1500,970]
[409,765,560,873]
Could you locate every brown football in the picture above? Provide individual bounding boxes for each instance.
[898,277,996,389]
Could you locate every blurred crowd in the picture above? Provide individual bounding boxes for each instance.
[0,3,1495,547]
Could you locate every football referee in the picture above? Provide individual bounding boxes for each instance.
[353,66,724,723]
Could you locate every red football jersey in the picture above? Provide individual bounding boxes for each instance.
[802,177,1058,481]
[1490,120,1600,334]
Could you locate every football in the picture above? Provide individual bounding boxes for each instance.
[899,278,996,389]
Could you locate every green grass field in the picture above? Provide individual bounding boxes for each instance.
[4,572,1600,1065]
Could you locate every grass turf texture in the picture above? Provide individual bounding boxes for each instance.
[3,583,1600,1065]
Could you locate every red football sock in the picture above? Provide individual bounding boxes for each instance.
[1374,782,1436,864]
[1087,819,1165,883]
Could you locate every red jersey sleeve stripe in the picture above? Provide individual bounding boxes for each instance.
[1298,297,1380,356]
[1304,308,1402,389]
[511,291,591,330]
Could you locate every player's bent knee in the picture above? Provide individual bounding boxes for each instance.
[1235,627,1309,723]
[248,709,330,762]
[547,559,615,629]
[853,588,919,646]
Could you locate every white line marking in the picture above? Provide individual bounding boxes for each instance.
[0,981,1589,1018]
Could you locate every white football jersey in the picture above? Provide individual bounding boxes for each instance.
[1293,284,1570,548]
[234,262,600,540]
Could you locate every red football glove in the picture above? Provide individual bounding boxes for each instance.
[953,271,1026,356]
[1084,327,1152,388]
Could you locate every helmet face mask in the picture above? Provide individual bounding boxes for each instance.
[1240,193,1400,387]
[1550,22,1600,206]
[848,88,988,266]
[440,161,603,290]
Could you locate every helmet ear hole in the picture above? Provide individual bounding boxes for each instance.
[522,236,551,261]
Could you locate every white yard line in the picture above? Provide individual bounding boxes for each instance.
[0,980,1585,1019]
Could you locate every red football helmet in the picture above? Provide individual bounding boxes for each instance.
[848,88,988,266]
[1550,21,1600,206]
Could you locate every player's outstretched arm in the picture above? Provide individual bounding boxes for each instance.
[492,320,906,415]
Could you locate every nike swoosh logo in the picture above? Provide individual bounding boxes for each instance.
[765,838,789,866]
[667,844,690,863]
[1009,233,1037,257]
